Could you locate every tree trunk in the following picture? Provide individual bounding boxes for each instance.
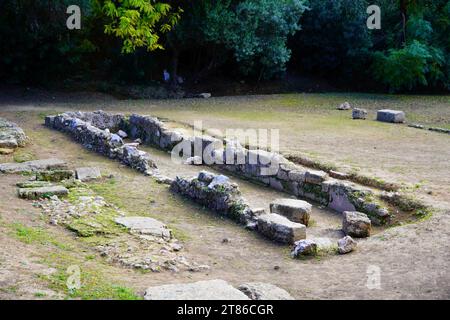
[400,0,408,46]
[170,47,179,88]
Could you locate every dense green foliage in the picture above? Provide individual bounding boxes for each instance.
[165,0,307,81]
[290,0,373,81]
[371,0,450,92]
[96,0,181,53]
[0,0,95,82]
[0,0,448,92]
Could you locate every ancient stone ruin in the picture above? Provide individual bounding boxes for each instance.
[377,109,405,123]
[0,117,27,154]
[45,111,156,174]
[38,110,432,260]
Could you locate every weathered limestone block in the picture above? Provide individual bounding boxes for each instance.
[288,169,306,182]
[352,108,367,120]
[144,279,249,300]
[337,102,352,110]
[238,283,294,300]
[0,158,67,173]
[18,186,69,200]
[115,216,171,240]
[257,213,306,244]
[327,181,358,212]
[35,170,74,182]
[342,211,371,238]
[128,114,165,146]
[269,198,312,225]
[337,236,357,254]
[291,239,317,257]
[305,169,328,184]
[376,109,405,123]
[76,167,101,182]
[0,117,27,149]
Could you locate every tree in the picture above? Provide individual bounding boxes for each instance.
[289,0,373,82]
[95,0,181,53]
[0,0,95,82]
[371,0,449,91]
[166,0,307,82]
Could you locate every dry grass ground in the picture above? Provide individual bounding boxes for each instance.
[0,89,449,299]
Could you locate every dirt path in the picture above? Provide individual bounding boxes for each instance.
[0,91,449,299]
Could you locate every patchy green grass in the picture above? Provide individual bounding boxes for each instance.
[3,221,140,300]
[13,151,36,163]
[40,264,141,300]
[8,222,70,250]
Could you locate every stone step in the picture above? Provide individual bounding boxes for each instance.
[342,211,371,238]
[18,185,69,200]
[0,158,67,173]
[269,198,312,225]
[257,213,306,244]
[144,279,249,300]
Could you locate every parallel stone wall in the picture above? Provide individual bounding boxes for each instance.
[125,114,390,224]
[45,113,156,174]
[169,171,259,227]
[45,111,390,225]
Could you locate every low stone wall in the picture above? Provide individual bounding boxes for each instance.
[170,171,308,244]
[169,171,259,226]
[45,111,391,225]
[45,113,156,174]
[63,110,125,131]
[125,114,390,224]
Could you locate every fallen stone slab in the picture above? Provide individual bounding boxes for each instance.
[0,158,67,173]
[352,108,367,120]
[238,282,294,300]
[18,186,69,200]
[115,216,171,240]
[269,198,312,225]
[144,279,249,300]
[343,211,371,238]
[76,167,101,182]
[257,213,306,244]
[376,109,405,123]
[337,235,357,254]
